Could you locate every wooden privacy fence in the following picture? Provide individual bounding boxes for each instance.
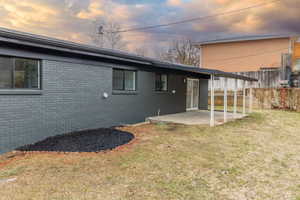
[208,91,245,107]
[209,68,283,90]
[252,88,300,111]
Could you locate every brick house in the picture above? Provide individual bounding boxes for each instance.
[0,27,255,153]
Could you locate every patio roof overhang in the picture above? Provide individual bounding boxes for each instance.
[151,62,258,81]
[0,27,257,82]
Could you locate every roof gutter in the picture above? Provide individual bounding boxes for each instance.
[0,28,153,65]
[0,27,258,82]
[195,35,293,46]
[152,62,258,81]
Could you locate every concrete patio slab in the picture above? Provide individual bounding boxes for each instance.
[147,110,245,125]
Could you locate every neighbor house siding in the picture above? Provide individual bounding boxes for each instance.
[0,59,194,153]
[200,38,290,72]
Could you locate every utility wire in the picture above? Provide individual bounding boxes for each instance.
[111,0,282,34]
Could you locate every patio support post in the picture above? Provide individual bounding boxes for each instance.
[249,82,253,113]
[224,78,228,123]
[233,79,238,119]
[243,80,246,116]
[210,74,215,127]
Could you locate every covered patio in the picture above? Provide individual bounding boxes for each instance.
[148,71,258,126]
[147,110,245,125]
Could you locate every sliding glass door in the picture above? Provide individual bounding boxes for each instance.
[186,79,199,111]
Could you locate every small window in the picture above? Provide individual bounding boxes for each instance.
[113,69,136,91]
[0,56,40,90]
[0,57,13,89]
[155,73,168,91]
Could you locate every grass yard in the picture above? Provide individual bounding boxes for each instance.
[1,110,300,200]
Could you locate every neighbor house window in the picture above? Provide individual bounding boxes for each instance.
[155,73,168,91]
[295,58,300,71]
[113,69,136,91]
[0,56,40,89]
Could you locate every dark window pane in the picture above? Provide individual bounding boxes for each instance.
[155,73,168,91]
[124,71,136,91]
[295,59,300,71]
[113,69,124,90]
[14,58,39,89]
[161,74,168,91]
[0,57,13,89]
[155,74,162,91]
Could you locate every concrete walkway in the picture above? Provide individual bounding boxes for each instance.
[147,110,245,125]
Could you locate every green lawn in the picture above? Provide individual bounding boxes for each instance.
[1,110,300,200]
[209,105,245,113]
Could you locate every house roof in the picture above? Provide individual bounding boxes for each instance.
[196,34,292,46]
[0,27,257,81]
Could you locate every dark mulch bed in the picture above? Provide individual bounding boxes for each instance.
[16,128,135,153]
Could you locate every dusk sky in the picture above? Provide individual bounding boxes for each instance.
[0,0,299,55]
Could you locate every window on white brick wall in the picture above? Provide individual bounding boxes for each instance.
[0,56,40,89]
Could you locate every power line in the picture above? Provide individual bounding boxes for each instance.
[123,31,185,37]
[112,0,283,34]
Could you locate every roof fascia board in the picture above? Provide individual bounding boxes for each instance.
[152,62,258,81]
[0,28,155,64]
[197,35,291,46]
[0,28,257,81]
[0,36,152,65]
[214,73,257,81]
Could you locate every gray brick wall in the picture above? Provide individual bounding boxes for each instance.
[0,59,200,153]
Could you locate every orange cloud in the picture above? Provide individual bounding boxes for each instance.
[77,0,104,19]
[0,0,59,29]
[167,0,182,7]
[111,5,131,21]
[182,0,299,35]
[214,0,231,5]
[0,0,91,45]
[231,15,263,32]
[0,0,149,52]
[77,0,131,21]
[0,0,298,57]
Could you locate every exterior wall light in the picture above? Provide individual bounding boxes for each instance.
[103,92,109,99]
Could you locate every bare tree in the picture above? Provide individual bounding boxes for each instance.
[133,45,149,57]
[159,38,200,66]
[104,22,127,50]
[91,20,127,50]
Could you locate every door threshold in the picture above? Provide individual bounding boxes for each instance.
[186,109,199,111]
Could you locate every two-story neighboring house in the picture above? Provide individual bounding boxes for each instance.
[195,34,300,88]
